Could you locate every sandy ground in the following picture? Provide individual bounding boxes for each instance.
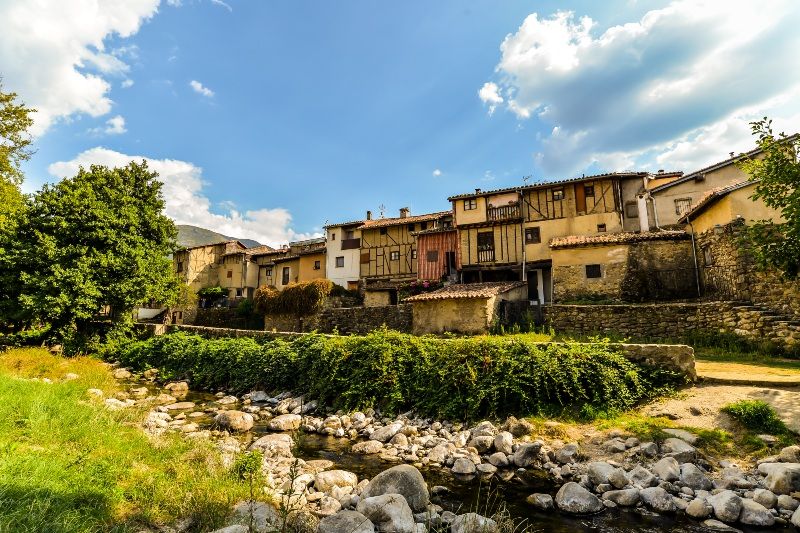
[696,360,800,385]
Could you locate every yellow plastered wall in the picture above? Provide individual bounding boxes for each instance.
[690,184,784,234]
[360,225,417,280]
[299,251,326,282]
[275,258,300,290]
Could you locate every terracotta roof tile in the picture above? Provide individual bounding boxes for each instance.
[677,181,755,223]
[549,230,689,249]
[358,210,452,229]
[404,281,526,302]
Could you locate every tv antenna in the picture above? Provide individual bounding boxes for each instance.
[522,175,532,185]
[378,203,386,218]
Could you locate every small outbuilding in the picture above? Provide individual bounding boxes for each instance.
[405,281,527,335]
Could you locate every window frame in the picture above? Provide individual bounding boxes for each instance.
[675,198,692,216]
[625,201,639,218]
[584,184,595,197]
[585,264,602,279]
[313,260,321,270]
[335,256,345,268]
[281,266,290,285]
[552,188,565,201]
[176,261,183,273]
[463,199,477,210]
[389,251,400,261]
[597,223,607,233]
[524,227,541,244]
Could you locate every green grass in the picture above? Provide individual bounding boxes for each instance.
[722,400,791,435]
[0,348,253,532]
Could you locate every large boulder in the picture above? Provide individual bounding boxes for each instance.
[757,463,800,494]
[352,440,384,455]
[738,498,775,527]
[360,465,430,513]
[371,422,404,443]
[214,410,254,432]
[680,463,712,490]
[554,443,580,464]
[686,498,712,519]
[555,482,603,515]
[317,510,374,533]
[708,490,743,523]
[493,432,513,455]
[526,493,554,510]
[752,488,777,509]
[502,416,534,437]
[628,465,657,488]
[792,506,800,528]
[660,438,696,463]
[267,413,302,431]
[639,487,676,513]
[467,436,494,454]
[587,462,616,486]
[452,458,477,475]
[314,470,358,494]
[652,457,680,482]
[249,433,294,457]
[779,445,800,463]
[511,441,542,468]
[356,493,415,533]
[602,488,640,507]
[450,513,498,533]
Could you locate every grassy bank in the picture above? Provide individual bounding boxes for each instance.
[110,330,684,421]
[0,348,252,532]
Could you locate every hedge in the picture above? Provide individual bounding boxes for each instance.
[111,330,682,420]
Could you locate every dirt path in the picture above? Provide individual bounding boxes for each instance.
[642,383,800,433]
[696,359,800,386]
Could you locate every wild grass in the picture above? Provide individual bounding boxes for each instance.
[0,348,252,532]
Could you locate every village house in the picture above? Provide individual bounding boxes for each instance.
[253,237,327,291]
[173,240,264,302]
[412,214,457,282]
[448,172,657,303]
[324,219,364,291]
[358,208,452,306]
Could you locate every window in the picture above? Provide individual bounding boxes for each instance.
[265,266,273,277]
[442,220,453,229]
[335,256,345,268]
[464,199,477,210]
[597,224,607,233]
[407,223,416,232]
[313,260,321,270]
[585,264,602,279]
[331,233,336,241]
[584,185,595,197]
[420,222,428,230]
[426,250,439,262]
[236,288,243,297]
[176,261,183,273]
[344,230,355,239]
[675,198,692,215]
[390,251,400,261]
[703,246,714,266]
[625,201,639,218]
[411,250,417,259]
[477,232,494,250]
[524,227,541,244]
[379,227,387,235]
[552,188,564,201]
[227,270,233,278]
[282,267,290,285]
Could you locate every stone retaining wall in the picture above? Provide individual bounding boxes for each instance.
[264,304,413,334]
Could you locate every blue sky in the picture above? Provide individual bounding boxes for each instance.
[4,0,800,245]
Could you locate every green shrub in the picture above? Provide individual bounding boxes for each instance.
[721,400,790,435]
[112,330,683,421]
[198,286,225,300]
[254,279,333,316]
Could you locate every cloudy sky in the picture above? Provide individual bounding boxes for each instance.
[4,0,800,245]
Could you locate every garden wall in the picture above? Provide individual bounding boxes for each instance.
[263,304,413,334]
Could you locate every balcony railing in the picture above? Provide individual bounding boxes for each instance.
[487,202,521,222]
[341,238,361,250]
[478,249,495,263]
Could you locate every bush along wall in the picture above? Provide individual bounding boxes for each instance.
[111,329,684,421]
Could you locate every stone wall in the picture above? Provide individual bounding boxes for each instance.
[264,304,413,334]
[543,301,800,350]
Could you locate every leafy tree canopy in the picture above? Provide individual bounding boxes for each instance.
[8,161,181,341]
[0,81,34,229]
[740,118,800,278]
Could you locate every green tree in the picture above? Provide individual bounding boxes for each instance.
[9,161,181,344]
[740,118,800,277]
[0,80,35,227]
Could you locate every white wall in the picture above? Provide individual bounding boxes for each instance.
[325,226,361,289]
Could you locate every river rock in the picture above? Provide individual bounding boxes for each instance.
[709,490,743,523]
[232,501,280,531]
[680,463,712,490]
[738,498,775,527]
[639,487,676,513]
[555,482,603,514]
[757,463,800,494]
[315,470,358,494]
[639,441,658,457]
[555,443,580,464]
[752,488,777,509]
[661,438,696,463]
[792,506,800,528]
[450,513,498,533]
[164,381,189,392]
[628,465,656,488]
[164,401,195,410]
[663,428,699,445]
[249,433,294,457]
[652,457,680,482]
[268,413,302,431]
[217,395,238,405]
[502,416,534,437]
[512,441,542,468]
[701,519,743,532]
[603,488,640,506]
[214,410,254,432]
[526,493,554,510]
[210,526,248,533]
[487,452,509,468]
[361,465,429,513]
[777,494,799,511]
[493,432,513,455]
[467,436,494,454]
[371,422,404,443]
[452,458,477,475]
[356,493,415,533]
[427,444,450,464]
[608,468,628,489]
[476,463,497,475]
[779,445,800,463]
[353,440,384,455]
[587,462,616,486]
[686,498,713,518]
[318,510,374,533]
[112,368,132,379]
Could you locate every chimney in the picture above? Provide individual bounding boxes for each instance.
[729,152,735,158]
[366,210,372,220]
[399,207,410,218]
[475,188,481,194]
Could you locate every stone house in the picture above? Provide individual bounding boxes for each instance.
[405,281,528,335]
[255,237,327,291]
[324,219,363,291]
[173,240,263,301]
[549,231,695,303]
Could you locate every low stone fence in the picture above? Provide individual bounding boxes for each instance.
[264,304,413,334]
[543,301,800,350]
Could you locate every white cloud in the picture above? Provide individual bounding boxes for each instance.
[190,80,215,97]
[478,82,504,115]
[432,169,442,177]
[0,0,159,136]
[89,115,127,136]
[211,0,233,12]
[48,147,315,246]
[485,1,800,175]
[121,79,135,89]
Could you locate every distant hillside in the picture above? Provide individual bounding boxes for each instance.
[176,224,261,249]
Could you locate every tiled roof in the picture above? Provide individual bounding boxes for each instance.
[271,254,300,264]
[244,245,276,256]
[404,281,526,302]
[549,230,689,249]
[358,210,452,229]
[411,226,457,236]
[180,239,244,252]
[447,172,652,201]
[289,236,326,246]
[677,181,756,223]
[323,219,365,229]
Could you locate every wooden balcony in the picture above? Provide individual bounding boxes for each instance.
[487,202,522,222]
[341,238,361,250]
[478,249,495,263]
